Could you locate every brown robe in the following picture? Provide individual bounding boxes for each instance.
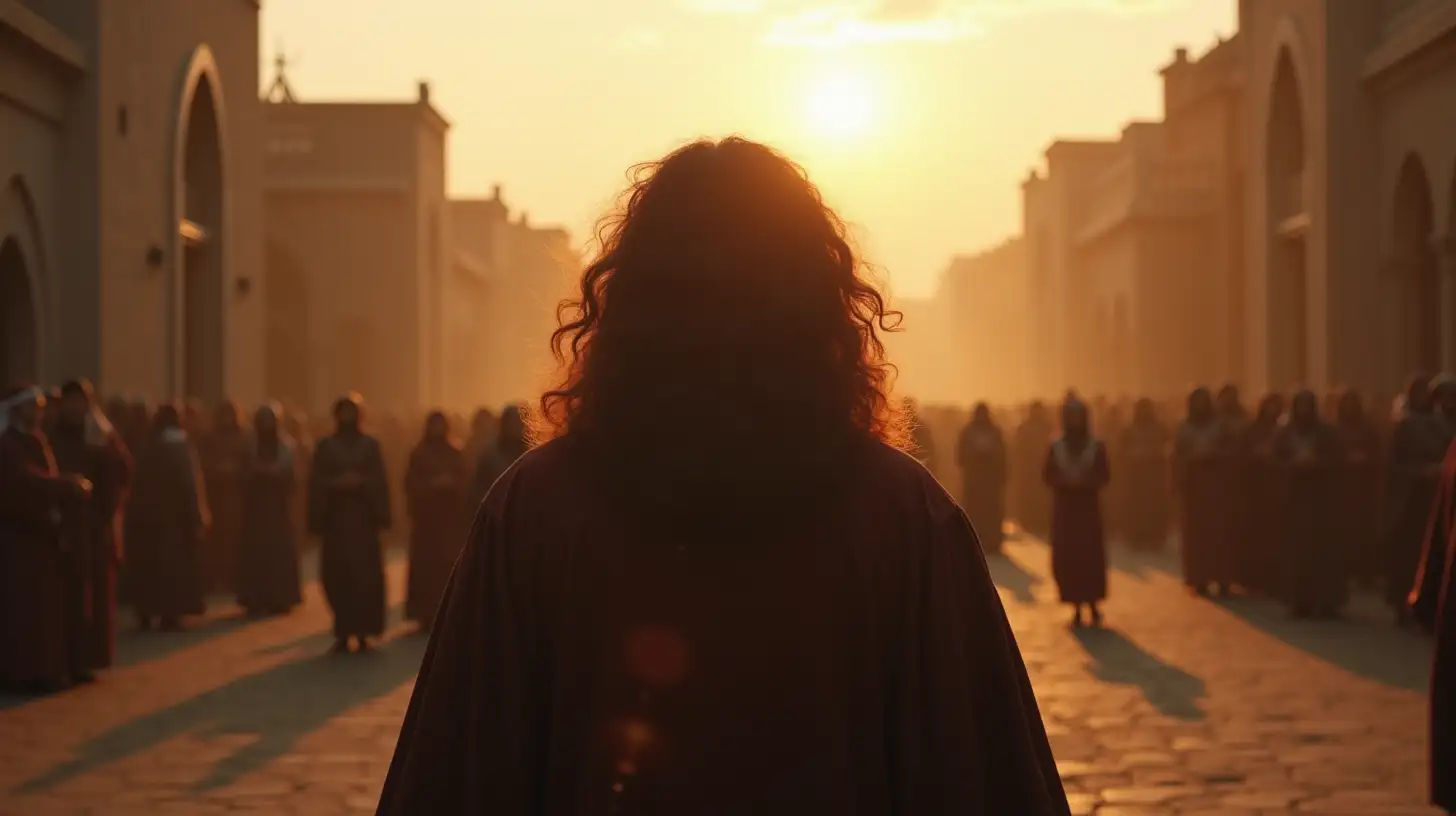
[1239,418,1284,594]
[308,432,391,639]
[377,437,1069,815]
[0,427,72,687]
[956,421,1007,554]
[236,437,302,614]
[1272,421,1347,614]
[1042,437,1110,604]
[48,421,132,670]
[1012,416,1053,538]
[1116,421,1170,551]
[1386,411,1451,612]
[125,430,210,620]
[404,439,472,629]
[199,426,249,594]
[1173,420,1226,592]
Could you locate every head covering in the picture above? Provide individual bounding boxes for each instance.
[0,384,44,434]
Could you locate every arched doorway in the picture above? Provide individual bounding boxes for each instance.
[0,237,37,386]
[1391,154,1440,375]
[178,71,225,403]
[1266,47,1308,389]
[265,242,312,409]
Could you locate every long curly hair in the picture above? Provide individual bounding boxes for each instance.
[535,137,906,512]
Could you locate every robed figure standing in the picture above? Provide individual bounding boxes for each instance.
[1272,391,1347,617]
[378,137,1069,815]
[1239,395,1286,594]
[1013,401,1054,539]
[1411,436,1456,814]
[0,386,91,691]
[308,394,391,653]
[1173,388,1228,596]
[1117,398,1170,552]
[471,405,529,508]
[1042,397,1110,628]
[198,402,250,594]
[1385,375,1451,625]
[48,380,132,677]
[125,404,210,630]
[957,402,1008,554]
[404,412,472,633]
[1334,390,1384,588]
[236,404,303,617]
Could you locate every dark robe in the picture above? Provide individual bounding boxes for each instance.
[308,432,391,639]
[1012,417,1053,538]
[1042,437,1110,604]
[48,421,132,671]
[125,430,210,620]
[1099,410,1129,539]
[236,438,302,614]
[0,427,71,688]
[1173,420,1226,592]
[1385,411,1451,612]
[956,422,1007,554]
[1336,418,1384,587]
[198,426,249,594]
[404,439,472,629]
[1239,419,1283,594]
[1116,421,1170,551]
[1272,421,1347,614]
[473,443,527,509]
[1412,441,1456,811]
[377,437,1070,815]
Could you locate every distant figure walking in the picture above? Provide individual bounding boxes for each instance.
[1042,396,1110,628]
[957,401,1007,554]
[125,404,209,632]
[404,411,471,633]
[377,137,1069,815]
[308,393,391,653]
[235,403,302,617]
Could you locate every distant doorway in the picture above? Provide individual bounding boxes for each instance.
[0,236,37,386]
[1392,154,1440,376]
[265,243,312,409]
[1265,48,1308,388]
[178,75,225,403]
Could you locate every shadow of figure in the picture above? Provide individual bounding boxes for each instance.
[1106,539,1180,581]
[17,626,426,794]
[1073,626,1206,721]
[987,552,1042,604]
[1215,594,1431,693]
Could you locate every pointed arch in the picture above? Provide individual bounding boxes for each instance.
[0,175,52,385]
[1392,152,1440,374]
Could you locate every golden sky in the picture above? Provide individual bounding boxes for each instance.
[260,0,1235,298]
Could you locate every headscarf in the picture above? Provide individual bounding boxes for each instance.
[59,379,116,446]
[252,401,295,468]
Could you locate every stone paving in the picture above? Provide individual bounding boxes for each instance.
[0,539,1442,814]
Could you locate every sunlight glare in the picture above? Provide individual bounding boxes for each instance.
[804,71,875,141]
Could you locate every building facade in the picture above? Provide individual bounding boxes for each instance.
[1,0,263,403]
[936,238,1031,404]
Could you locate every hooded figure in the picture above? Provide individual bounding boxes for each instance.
[1042,395,1110,627]
[1385,375,1451,623]
[957,403,1008,554]
[124,403,210,630]
[405,411,472,632]
[1271,389,1346,617]
[236,403,303,616]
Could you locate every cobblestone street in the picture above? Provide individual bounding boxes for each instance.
[0,539,1441,815]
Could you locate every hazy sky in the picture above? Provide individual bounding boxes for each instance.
[260,0,1235,298]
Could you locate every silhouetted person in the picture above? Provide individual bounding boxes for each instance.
[48,379,132,679]
[1334,390,1383,588]
[957,402,1007,554]
[0,385,90,692]
[1013,401,1054,539]
[405,411,471,633]
[308,393,391,653]
[463,407,498,469]
[1412,381,1456,632]
[1208,384,1249,597]
[1042,396,1110,628]
[1117,398,1170,552]
[1386,375,1449,625]
[377,138,1068,815]
[1273,390,1346,618]
[236,403,302,617]
[1174,387,1226,596]
[1411,417,1456,815]
[471,404,528,508]
[198,401,249,594]
[125,403,210,631]
[1239,394,1285,594]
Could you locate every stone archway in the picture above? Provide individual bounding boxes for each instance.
[175,55,226,403]
[1265,47,1308,389]
[1391,154,1440,375]
[265,242,312,409]
[0,237,37,386]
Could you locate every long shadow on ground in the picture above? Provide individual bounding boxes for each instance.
[18,611,426,794]
[1073,626,1206,721]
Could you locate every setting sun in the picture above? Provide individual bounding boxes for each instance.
[804,71,876,141]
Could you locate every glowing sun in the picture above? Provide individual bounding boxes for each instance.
[804,71,875,140]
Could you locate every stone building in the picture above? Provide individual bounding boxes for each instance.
[262,82,449,415]
[1025,0,1456,400]
[936,237,1031,403]
[1,0,263,402]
